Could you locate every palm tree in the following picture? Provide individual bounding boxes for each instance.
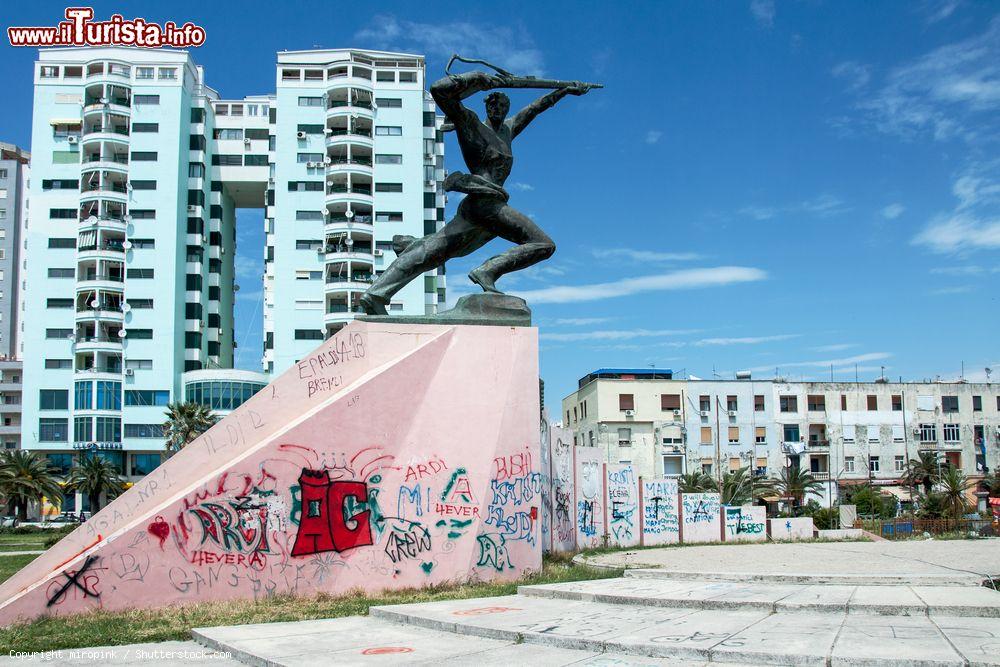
[763,467,824,513]
[937,466,973,523]
[65,454,124,514]
[163,402,218,453]
[903,451,943,495]
[678,470,715,494]
[0,450,63,521]
[719,466,753,506]
[978,471,1000,498]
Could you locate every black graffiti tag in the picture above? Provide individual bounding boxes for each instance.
[47,555,100,607]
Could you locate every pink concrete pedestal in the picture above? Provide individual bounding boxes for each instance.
[0,322,540,625]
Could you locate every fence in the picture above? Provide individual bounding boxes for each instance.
[860,517,995,538]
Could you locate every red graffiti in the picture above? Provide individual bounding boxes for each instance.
[434,503,480,517]
[189,549,266,569]
[147,516,169,549]
[492,451,532,481]
[403,458,448,483]
[362,647,414,655]
[453,606,521,616]
[291,469,373,557]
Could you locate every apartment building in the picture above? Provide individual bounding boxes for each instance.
[21,47,444,504]
[0,360,22,451]
[562,370,1000,506]
[0,143,29,359]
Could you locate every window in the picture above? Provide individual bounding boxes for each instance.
[376,71,395,82]
[74,381,93,409]
[46,328,73,339]
[213,129,243,140]
[375,154,402,164]
[39,418,68,442]
[131,452,162,475]
[74,417,92,443]
[48,238,76,249]
[39,390,68,410]
[190,135,206,150]
[375,97,402,108]
[130,209,156,220]
[660,393,680,411]
[188,163,205,178]
[754,395,765,411]
[128,329,153,339]
[130,180,156,190]
[700,426,713,444]
[298,96,324,107]
[136,67,154,80]
[842,425,856,443]
[185,332,202,349]
[942,395,958,412]
[295,329,324,340]
[973,395,982,412]
[375,182,403,192]
[892,424,905,442]
[868,426,880,442]
[619,394,634,411]
[296,124,324,135]
[297,153,324,164]
[95,417,121,442]
[131,151,157,162]
[807,395,825,411]
[96,381,121,410]
[841,394,848,410]
[919,423,937,442]
[726,395,738,411]
[127,268,154,279]
[134,95,159,105]
[125,359,153,370]
[728,426,740,444]
[50,208,76,219]
[894,456,905,472]
[892,394,902,411]
[397,71,416,83]
[126,424,164,439]
[779,395,798,412]
[783,424,800,443]
[246,129,269,140]
[124,390,170,407]
[375,212,403,222]
[131,239,154,249]
[40,65,59,78]
[45,359,72,369]
[42,179,78,190]
[287,181,323,192]
[845,456,855,473]
[617,428,631,446]
[295,270,322,280]
[295,240,322,250]
[212,155,242,166]
[132,123,158,133]
[158,67,177,80]
[867,395,878,411]
[699,395,710,411]
[869,456,880,473]
[755,426,766,444]
[127,299,153,309]
[191,107,205,123]
[375,126,402,136]
[46,298,73,309]
[943,423,960,442]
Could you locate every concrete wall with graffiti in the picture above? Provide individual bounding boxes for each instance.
[548,425,576,553]
[768,517,815,540]
[573,448,605,549]
[605,464,639,548]
[641,478,679,546]
[0,322,541,625]
[723,505,767,542]
[680,493,722,543]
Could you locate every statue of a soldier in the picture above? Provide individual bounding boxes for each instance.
[359,57,600,316]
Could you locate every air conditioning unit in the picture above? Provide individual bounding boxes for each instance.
[99,97,109,104]
[672,409,681,416]
[699,410,709,417]
[913,428,921,436]
[306,162,315,169]
[296,131,307,139]
[67,136,78,145]
[324,157,332,164]
[728,410,737,417]
[374,249,384,257]
[425,179,435,186]
[244,138,251,145]
[187,205,197,213]
[624,409,635,417]
[323,128,333,135]
[124,368,134,377]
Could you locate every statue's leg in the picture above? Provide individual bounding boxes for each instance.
[468,202,555,293]
[360,204,494,315]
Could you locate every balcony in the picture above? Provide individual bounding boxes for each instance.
[327,101,374,121]
[811,471,830,481]
[75,304,124,323]
[80,184,128,204]
[325,157,373,178]
[79,215,128,233]
[83,100,131,116]
[77,241,126,262]
[325,273,374,290]
[323,217,374,235]
[73,335,123,353]
[81,155,128,173]
[807,439,830,450]
[77,274,124,291]
[0,425,21,436]
[326,76,374,94]
[325,129,374,150]
[81,125,130,142]
[324,185,373,208]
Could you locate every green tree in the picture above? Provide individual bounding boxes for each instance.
[718,466,753,506]
[937,466,973,522]
[65,455,124,514]
[0,450,63,521]
[163,401,218,453]
[916,491,948,519]
[678,471,715,493]
[978,471,1000,498]
[903,451,943,495]
[845,484,896,519]
[763,467,824,514]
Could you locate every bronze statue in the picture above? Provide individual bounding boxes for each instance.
[359,56,601,316]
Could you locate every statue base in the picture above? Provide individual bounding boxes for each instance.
[358,293,531,327]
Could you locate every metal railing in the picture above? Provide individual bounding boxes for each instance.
[859,517,995,538]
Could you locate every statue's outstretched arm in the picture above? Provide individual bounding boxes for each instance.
[509,83,591,138]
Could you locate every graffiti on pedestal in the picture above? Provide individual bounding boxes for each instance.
[605,464,639,547]
[642,478,679,545]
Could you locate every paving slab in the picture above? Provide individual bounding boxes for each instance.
[775,584,856,612]
[848,586,928,615]
[932,616,1000,666]
[830,614,965,666]
[604,609,771,661]
[709,611,844,666]
[0,641,241,666]
[914,586,1000,617]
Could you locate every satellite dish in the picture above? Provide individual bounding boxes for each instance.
[122,240,132,250]
[345,237,354,247]
[87,215,98,224]
[118,329,127,338]
[90,300,100,308]
[344,208,354,219]
[122,303,131,312]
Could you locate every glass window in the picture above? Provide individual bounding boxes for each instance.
[374,126,402,136]
[39,418,68,442]
[39,389,69,410]
[74,381,93,410]
[943,423,960,442]
[95,417,121,442]
[48,453,74,475]
[96,381,121,410]
[131,453,161,475]
[74,416,92,442]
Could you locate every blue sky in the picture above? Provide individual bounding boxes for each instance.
[2,1,998,405]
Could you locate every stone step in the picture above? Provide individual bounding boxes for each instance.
[519,577,1000,617]
[191,615,727,666]
[622,567,985,587]
[369,593,1000,666]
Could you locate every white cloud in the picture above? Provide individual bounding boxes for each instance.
[739,195,848,220]
[541,328,700,342]
[923,0,962,24]
[914,162,1000,253]
[235,256,261,280]
[693,334,799,347]
[881,203,905,219]
[645,130,663,145]
[929,265,999,276]
[810,343,857,352]
[745,352,892,373]
[513,266,767,304]
[553,317,613,326]
[355,15,544,76]
[591,248,703,262]
[509,182,534,191]
[750,0,776,28]
[846,17,1000,142]
[739,205,777,221]
[928,285,974,295]
[832,61,872,92]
